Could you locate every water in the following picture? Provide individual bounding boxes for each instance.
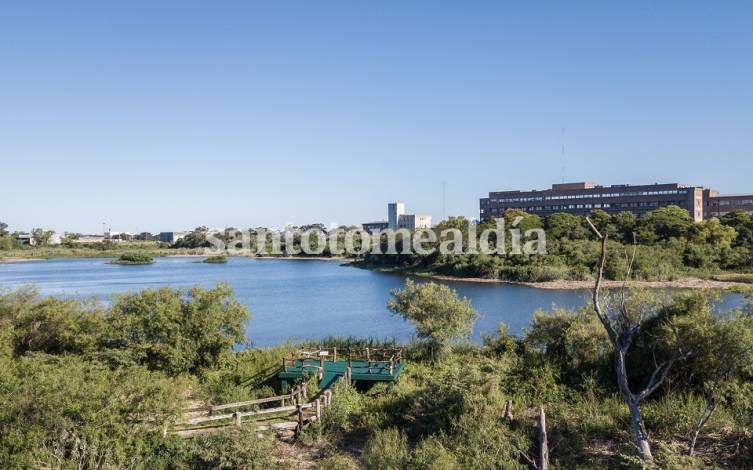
[0,257,742,347]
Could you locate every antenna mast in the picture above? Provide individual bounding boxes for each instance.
[560,124,566,183]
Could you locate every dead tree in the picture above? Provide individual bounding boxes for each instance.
[586,218,681,463]
[538,407,549,470]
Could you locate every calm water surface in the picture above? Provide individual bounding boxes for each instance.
[1,257,735,347]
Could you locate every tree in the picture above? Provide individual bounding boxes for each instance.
[388,279,478,359]
[0,221,8,237]
[106,283,249,374]
[586,217,683,462]
[30,228,54,246]
[650,293,753,456]
[636,205,693,243]
[545,213,590,241]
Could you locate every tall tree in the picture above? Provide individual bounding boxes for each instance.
[586,218,682,462]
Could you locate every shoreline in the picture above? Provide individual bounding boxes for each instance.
[426,274,751,290]
[354,265,753,291]
[3,255,751,291]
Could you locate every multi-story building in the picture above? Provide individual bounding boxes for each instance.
[703,190,753,217]
[480,182,706,222]
[363,203,432,233]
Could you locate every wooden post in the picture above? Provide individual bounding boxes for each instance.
[366,347,370,361]
[234,412,241,427]
[162,422,168,438]
[333,347,337,361]
[297,404,304,433]
[503,400,513,420]
[538,406,549,470]
[347,366,352,386]
[315,397,321,419]
[282,357,286,370]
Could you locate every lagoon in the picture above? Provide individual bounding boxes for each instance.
[0,257,733,347]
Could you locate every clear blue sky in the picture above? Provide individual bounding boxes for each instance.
[2,1,751,234]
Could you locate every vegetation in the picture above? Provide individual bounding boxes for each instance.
[360,207,753,282]
[203,255,228,264]
[1,280,751,468]
[110,253,156,265]
[388,279,477,359]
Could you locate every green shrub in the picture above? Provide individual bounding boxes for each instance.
[187,427,277,469]
[316,453,359,470]
[110,253,155,264]
[362,427,410,470]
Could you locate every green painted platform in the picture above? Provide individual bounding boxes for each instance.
[279,357,404,391]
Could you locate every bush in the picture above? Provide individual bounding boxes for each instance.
[110,252,155,264]
[187,427,277,469]
[362,428,410,470]
[316,453,359,470]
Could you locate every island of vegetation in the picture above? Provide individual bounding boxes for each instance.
[110,253,155,265]
[202,255,228,264]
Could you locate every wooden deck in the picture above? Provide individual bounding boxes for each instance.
[278,347,404,391]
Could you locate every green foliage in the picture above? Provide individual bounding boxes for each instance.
[362,427,410,470]
[203,255,228,264]
[0,354,185,468]
[316,453,359,470]
[111,252,155,264]
[107,284,249,375]
[185,427,278,469]
[388,279,478,358]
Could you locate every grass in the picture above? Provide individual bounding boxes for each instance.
[203,255,228,264]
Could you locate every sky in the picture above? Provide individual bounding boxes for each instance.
[1,1,751,234]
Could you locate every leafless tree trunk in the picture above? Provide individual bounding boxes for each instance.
[538,406,549,470]
[587,219,681,463]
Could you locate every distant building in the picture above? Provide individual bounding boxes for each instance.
[361,221,389,234]
[105,230,132,241]
[364,203,432,233]
[159,231,191,244]
[387,203,405,230]
[481,182,705,222]
[48,232,62,245]
[72,235,106,244]
[480,182,753,222]
[703,190,753,217]
[14,233,34,246]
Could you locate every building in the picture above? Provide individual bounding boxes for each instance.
[480,182,706,222]
[158,231,191,244]
[397,214,433,231]
[72,235,106,244]
[14,233,34,245]
[387,203,405,230]
[363,203,433,233]
[703,190,753,218]
[361,221,389,234]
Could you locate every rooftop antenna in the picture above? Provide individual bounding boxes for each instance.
[560,124,566,183]
[441,180,447,221]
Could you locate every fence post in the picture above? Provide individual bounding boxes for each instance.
[234,412,241,427]
[315,397,321,420]
[297,404,304,433]
[366,347,370,361]
[333,347,337,361]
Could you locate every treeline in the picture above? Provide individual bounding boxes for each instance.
[362,206,753,282]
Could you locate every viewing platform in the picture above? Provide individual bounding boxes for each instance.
[278,347,404,391]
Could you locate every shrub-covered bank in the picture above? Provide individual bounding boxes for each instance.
[1,283,751,468]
